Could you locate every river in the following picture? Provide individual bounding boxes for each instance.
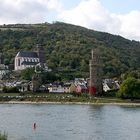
[0,104,140,140]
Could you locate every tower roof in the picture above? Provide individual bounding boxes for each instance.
[16,51,39,58]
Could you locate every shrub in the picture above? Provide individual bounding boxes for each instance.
[117,77,140,99]
[2,87,19,93]
[81,93,89,98]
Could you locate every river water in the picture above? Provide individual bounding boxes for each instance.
[0,104,140,140]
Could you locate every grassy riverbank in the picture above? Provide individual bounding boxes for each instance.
[0,92,140,105]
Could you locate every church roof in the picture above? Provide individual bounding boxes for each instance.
[21,61,39,65]
[16,51,39,58]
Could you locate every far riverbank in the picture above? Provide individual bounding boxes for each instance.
[0,92,140,106]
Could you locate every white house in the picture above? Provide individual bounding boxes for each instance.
[48,85,65,93]
[15,51,40,70]
[103,79,120,92]
[48,83,70,93]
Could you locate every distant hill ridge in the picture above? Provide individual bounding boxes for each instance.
[0,22,140,78]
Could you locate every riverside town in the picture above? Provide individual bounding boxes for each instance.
[0,23,140,103]
[1,43,121,100]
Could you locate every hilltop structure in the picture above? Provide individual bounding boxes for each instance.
[14,44,47,71]
[89,48,103,95]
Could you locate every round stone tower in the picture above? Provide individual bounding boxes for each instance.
[89,48,103,95]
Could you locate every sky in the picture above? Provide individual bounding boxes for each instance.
[0,0,140,41]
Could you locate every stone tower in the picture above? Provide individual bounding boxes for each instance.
[0,50,4,64]
[36,44,46,65]
[89,48,102,95]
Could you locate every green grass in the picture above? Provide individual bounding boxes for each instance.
[0,93,19,96]
[0,92,139,103]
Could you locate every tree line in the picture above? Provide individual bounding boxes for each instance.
[1,22,140,78]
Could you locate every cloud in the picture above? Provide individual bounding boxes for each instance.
[59,0,110,30]
[59,0,140,41]
[0,0,140,41]
[0,0,63,24]
[47,0,62,11]
[118,11,140,41]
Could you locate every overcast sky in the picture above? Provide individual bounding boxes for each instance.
[0,0,140,41]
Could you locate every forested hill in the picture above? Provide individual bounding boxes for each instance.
[0,22,140,78]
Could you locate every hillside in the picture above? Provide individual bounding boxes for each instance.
[0,22,140,79]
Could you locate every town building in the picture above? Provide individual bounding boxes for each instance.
[76,84,88,94]
[69,83,77,93]
[0,50,10,79]
[14,51,39,70]
[0,64,9,80]
[14,44,46,71]
[103,79,120,92]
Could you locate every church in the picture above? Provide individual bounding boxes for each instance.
[14,45,46,71]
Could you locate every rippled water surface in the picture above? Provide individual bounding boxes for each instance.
[0,104,140,140]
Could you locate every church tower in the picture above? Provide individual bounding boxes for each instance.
[89,48,102,95]
[36,44,46,65]
[0,50,4,64]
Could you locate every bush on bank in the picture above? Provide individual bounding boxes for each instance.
[2,87,19,93]
[117,77,140,99]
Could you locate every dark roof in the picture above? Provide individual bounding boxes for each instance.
[21,61,39,65]
[107,82,118,89]
[17,51,39,58]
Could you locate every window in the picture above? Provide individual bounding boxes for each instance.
[18,59,20,66]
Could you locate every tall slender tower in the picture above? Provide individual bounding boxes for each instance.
[36,44,46,65]
[89,48,102,95]
[0,50,4,64]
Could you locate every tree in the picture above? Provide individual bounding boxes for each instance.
[1,22,140,78]
[21,68,35,80]
[117,77,140,99]
[80,59,88,72]
[40,72,60,83]
[121,70,140,81]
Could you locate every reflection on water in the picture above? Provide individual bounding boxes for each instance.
[0,104,140,140]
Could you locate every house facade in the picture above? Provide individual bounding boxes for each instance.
[76,84,88,93]
[103,79,120,92]
[69,83,76,93]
